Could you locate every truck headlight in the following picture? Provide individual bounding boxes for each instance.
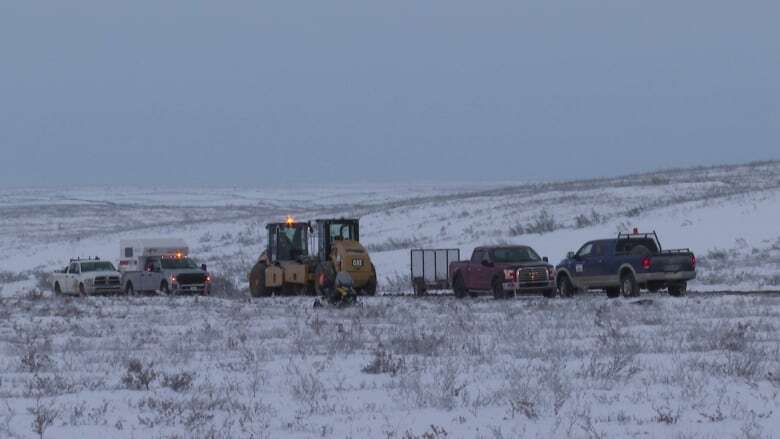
[503,270,515,281]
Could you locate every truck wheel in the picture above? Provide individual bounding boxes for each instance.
[558,275,574,298]
[606,287,620,298]
[54,282,62,295]
[620,272,638,298]
[669,282,687,297]
[125,282,135,296]
[412,277,427,296]
[492,278,505,300]
[249,262,268,297]
[452,274,467,299]
[78,283,87,297]
[364,265,377,296]
[160,281,170,295]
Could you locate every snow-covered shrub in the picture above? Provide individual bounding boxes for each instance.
[286,363,330,415]
[574,209,603,229]
[509,209,560,236]
[28,397,60,439]
[122,360,158,391]
[362,349,405,376]
[162,372,195,393]
[366,236,426,252]
[387,330,445,356]
[0,271,28,284]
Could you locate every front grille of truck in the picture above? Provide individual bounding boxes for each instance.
[176,273,206,285]
[94,276,120,286]
[516,267,549,283]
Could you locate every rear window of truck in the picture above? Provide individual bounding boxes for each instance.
[616,238,659,255]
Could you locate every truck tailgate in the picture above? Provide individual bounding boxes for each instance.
[652,252,694,272]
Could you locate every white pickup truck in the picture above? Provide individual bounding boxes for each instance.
[50,258,122,296]
[119,239,211,295]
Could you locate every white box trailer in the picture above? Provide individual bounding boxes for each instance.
[119,239,189,272]
[118,239,210,295]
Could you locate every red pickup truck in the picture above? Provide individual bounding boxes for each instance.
[449,245,556,299]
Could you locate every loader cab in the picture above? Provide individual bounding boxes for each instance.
[266,222,310,263]
[315,219,360,262]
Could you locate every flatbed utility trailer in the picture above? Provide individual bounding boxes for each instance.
[410,248,460,295]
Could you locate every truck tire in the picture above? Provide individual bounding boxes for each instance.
[412,277,427,296]
[78,283,86,297]
[54,282,62,295]
[363,264,377,296]
[558,275,575,298]
[315,262,336,296]
[492,278,505,300]
[452,274,467,299]
[620,272,639,298]
[669,282,687,297]
[249,262,268,297]
[160,281,170,295]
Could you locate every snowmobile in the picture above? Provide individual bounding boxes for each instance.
[313,271,359,308]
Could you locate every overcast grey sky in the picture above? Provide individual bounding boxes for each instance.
[1,1,778,187]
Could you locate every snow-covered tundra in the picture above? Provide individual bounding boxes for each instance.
[1,293,779,438]
[1,161,780,438]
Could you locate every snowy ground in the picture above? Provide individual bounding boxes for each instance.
[1,161,780,438]
[1,293,780,438]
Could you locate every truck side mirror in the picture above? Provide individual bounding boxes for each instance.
[481,259,493,267]
[201,264,207,271]
[567,252,575,260]
[543,256,549,262]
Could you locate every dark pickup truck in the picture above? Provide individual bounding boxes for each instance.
[555,230,696,298]
[449,245,556,299]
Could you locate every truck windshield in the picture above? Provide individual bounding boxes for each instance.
[493,247,541,263]
[160,258,199,270]
[278,226,308,260]
[80,262,117,272]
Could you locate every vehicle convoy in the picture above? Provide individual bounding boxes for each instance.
[448,245,556,299]
[118,239,211,295]
[555,230,696,298]
[248,217,377,297]
[50,257,122,296]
